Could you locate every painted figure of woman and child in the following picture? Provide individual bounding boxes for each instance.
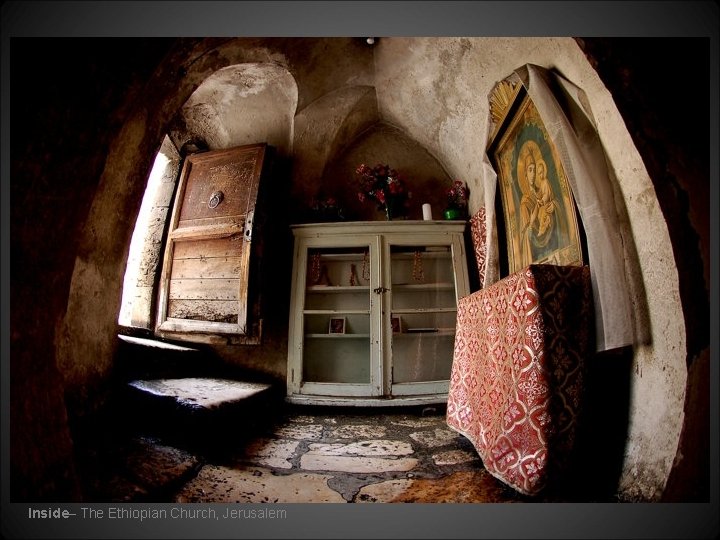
[517,140,563,265]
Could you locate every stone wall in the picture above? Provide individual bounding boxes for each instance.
[9,37,709,502]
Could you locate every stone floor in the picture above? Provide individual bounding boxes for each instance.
[74,400,613,504]
[173,405,516,504]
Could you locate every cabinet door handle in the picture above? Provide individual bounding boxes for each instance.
[373,286,389,294]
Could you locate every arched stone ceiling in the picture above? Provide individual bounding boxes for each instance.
[179,62,298,154]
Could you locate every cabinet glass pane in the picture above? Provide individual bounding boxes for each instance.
[305,288,370,311]
[303,335,371,383]
[390,246,456,310]
[391,332,455,383]
[389,244,457,384]
[306,247,371,296]
[302,246,372,385]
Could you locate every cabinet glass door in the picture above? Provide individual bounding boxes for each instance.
[298,242,380,397]
[387,243,458,396]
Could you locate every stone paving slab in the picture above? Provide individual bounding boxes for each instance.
[273,423,324,440]
[409,428,461,448]
[300,440,418,473]
[287,415,317,424]
[355,471,516,503]
[242,438,300,469]
[301,453,419,474]
[326,424,387,440]
[391,417,442,429]
[309,440,414,457]
[431,449,480,466]
[175,465,346,503]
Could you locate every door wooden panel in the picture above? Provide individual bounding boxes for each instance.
[176,150,260,227]
[156,143,266,337]
[169,255,242,280]
[173,236,244,259]
[167,299,239,323]
[168,278,241,301]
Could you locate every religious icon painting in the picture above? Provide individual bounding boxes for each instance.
[487,82,585,275]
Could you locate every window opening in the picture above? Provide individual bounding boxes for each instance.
[118,135,181,329]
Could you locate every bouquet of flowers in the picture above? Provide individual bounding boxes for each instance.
[446,180,469,209]
[355,163,411,220]
[310,195,345,222]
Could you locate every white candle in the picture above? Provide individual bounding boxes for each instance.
[422,203,433,221]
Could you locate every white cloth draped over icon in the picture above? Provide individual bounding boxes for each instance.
[478,63,640,353]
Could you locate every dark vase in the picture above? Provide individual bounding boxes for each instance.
[384,195,397,220]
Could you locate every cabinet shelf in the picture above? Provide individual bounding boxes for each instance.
[303,309,370,315]
[393,282,455,291]
[314,253,366,262]
[392,252,451,260]
[390,307,457,315]
[306,333,370,339]
[307,285,370,293]
[394,329,455,337]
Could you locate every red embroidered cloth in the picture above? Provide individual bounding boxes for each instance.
[446,264,593,495]
[469,207,488,288]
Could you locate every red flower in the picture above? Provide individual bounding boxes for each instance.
[355,162,411,217]
[446,179,469,207]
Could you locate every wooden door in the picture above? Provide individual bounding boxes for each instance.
[156,143,266,338]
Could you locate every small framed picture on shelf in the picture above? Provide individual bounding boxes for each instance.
[329,317,346,334]
[391,316,403,334]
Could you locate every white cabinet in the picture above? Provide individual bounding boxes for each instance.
[286,221,470,406]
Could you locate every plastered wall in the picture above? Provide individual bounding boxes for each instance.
[372,37,689,501]
[11,37,706,502]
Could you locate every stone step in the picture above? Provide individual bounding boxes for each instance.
[123,377,283,449]
[116,335,220,380]
[127,377,275,411]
